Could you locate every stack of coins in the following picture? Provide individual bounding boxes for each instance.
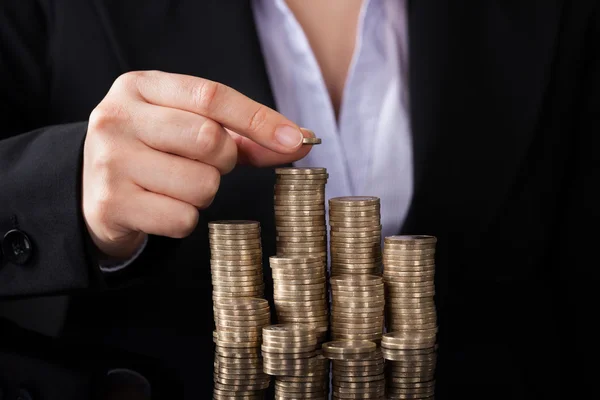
[382,235,437,332]
[269,256,329,343]
[274,168,328,268]
[381,331,437,399]
[262,325,329,399]
[330,274,385,343]
[209,220,264,318]
[382,235,438,399]
[212,298,272,398]
[323,340,385,400]
[329,196,382,276]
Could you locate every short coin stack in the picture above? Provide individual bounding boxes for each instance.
[330,274,385,343]
[382,235,438,399]
[262,324,329,399]
[212,298,272,399]
[382,235,437,333]
[381,331,437,399]
[274,168,328,269]
[323,340,385,400]
[270,256,329,343]
[329,196,382,276]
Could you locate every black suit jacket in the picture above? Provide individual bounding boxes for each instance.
[1,0,598,399]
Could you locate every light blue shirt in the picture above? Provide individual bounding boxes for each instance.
[102,0,413,272]
[253,0,413,240]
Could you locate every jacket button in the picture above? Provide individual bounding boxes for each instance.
[2,229,33,265]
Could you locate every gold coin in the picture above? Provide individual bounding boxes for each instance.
[329,196,380,207]
[275,167,327,175]
[384,235,437,245]
[209,220,261,230]
[301,137,322,145]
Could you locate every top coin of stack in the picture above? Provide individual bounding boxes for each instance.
[329,196,382,276]
[274,168,328,267]
[382,235,437,332]
[208,221,265,325]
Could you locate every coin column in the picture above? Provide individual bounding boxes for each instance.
[274,167,328,273]
[269,256,329,343]
[262,324,329,399]
[208,221,271,398]
[382,235,438,399]
[329,196,382,276]
[330,275,385,343]
[209,220,266,307]
[323,340,385,399]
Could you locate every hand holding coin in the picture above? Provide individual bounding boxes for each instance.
[82,70,318,259]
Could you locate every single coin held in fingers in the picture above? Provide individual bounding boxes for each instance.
[302,137,322,145]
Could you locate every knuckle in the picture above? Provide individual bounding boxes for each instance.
[91,185,117,229]
[195,119,222,155]
[114,71,144,91]
[246,105,269,134]
[195,167,220,208]
[174,207,199,238]
[205,167,221,198]
[89,139,119,173]
[192,80,220,114]
[221,145,238,174]
[89,103,130,133]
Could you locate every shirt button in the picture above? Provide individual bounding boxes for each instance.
[2,229,34,265]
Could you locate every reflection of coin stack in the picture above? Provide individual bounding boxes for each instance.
[381,331,437,399]
[212,298,272,398]
[270,256,329,343]
[323,340,385,399]
[330,274,385,343]
[274,168,328,269]
[382,235,438,399]
[329,196,382,276]
[209,220,264,309]
[262,324,329,399]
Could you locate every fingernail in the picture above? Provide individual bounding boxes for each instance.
[275,125,304,149]
[300,128,315,137]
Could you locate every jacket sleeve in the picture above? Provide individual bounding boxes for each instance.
[0,1,99,296]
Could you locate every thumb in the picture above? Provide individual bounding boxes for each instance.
[230,128,316,167]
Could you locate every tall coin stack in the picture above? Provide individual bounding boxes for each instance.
[382,235,438,399]
[323,340,386,400]
[329,196,382,276]
[274,168,328,270]
[381,331,437,399]
[270,256,329,343]
[330,274,385,343]
[262,324,329,399]
[212,298,272,399]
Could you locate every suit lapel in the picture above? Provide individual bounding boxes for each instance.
[404,0,564,237]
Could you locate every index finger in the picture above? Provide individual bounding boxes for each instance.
[128,70,305,153]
